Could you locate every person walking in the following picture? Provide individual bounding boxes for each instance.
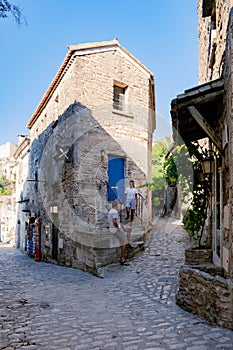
[108,200,132,265]
[124,180,138,222]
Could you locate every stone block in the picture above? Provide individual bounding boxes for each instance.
[185,248,212,265]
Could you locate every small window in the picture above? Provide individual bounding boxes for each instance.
[202,0,215,18]
[113,83,127,111]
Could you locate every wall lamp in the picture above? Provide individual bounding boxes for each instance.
[201,150,215,174]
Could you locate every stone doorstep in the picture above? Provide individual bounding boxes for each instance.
[49,226,148,276]
[96,234,145,277]
[96,229,146,275]
[70,227,146,249]
[130,228,146,241]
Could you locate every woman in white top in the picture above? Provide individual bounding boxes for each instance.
[124,180,138,222]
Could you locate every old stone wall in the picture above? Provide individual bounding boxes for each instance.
[0,142,16,182]
[23,43,155,272]
[198,0,233,278]
[0,142,17,243]
[30,50,153,147]
[176,265,233,329]
[198,0,233,83]
[224,9,233,279]
[28,102,147,272]
[198,0,211,83]
[185,248,212,265]
[14,136,30,250]
[29,46,154,219]
[175,2,233,329]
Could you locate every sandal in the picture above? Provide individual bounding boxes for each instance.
[126,243,133,249]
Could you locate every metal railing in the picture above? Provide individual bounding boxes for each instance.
[135,192,144,225]
[96,178,145,225]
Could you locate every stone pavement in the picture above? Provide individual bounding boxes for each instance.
[1,217,233,350]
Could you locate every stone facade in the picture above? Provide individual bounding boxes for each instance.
[198,0,233,83]
[224,5,233,280]
[0,142,17,177]
[14,135,30,250]
[0,142,17,243]
[17,40,155,274]
[171,1,233,329]
[184,247,213,265]
[197,0,233,279]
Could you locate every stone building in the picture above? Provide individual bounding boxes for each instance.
[16,39,155,274]
[0,142,17,243]
[14,135,30,250]
[171,0,233,329]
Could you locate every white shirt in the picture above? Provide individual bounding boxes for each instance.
[125,187,138,201]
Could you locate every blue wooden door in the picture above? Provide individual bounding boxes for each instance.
[108,156,125,202]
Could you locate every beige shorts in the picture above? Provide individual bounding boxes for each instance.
[114,227,127,245]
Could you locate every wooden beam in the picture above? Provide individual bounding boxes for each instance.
[177,90,224,110]
[187,106,222,150]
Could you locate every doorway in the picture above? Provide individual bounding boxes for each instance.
[213,159,222,266]
[52,223,58,260]
[107,156,125,202]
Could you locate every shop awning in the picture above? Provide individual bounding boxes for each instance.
[171,78,224,150]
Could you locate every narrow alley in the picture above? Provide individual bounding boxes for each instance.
[1,217,233,350]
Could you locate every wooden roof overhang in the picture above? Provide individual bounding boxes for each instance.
[171,78,224,150]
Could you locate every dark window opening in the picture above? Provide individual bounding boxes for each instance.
[202,0,215,18]
[210,0,216,29]
[35,170,38,192]
[113,83,127,111]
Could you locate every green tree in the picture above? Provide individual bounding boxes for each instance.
[142,138,192,215]
[0,175,12,195]
[141,138,171,210]
[163,155,178,187]
[0,0,26,25]
[166,144,193,204]
[152,139,168,187]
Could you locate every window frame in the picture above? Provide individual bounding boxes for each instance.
[113,81,128,112]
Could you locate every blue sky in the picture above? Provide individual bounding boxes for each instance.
[0,0,198,145]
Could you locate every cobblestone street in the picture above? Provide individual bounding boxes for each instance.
[1,217,233,350]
